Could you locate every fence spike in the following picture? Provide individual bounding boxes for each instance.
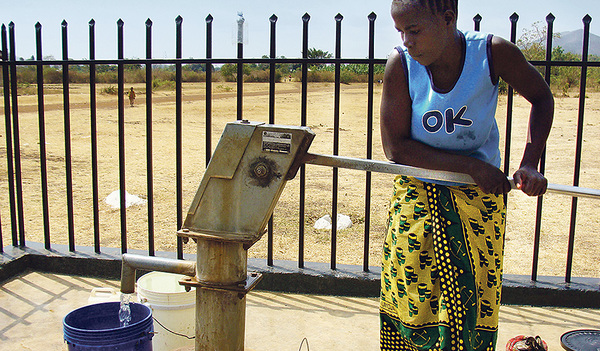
[368,12,377,21]
[62,19,68,60]
[473,14,482,31]
[0,25,6,60]
[206,14,213,23]
[270,14,278,23]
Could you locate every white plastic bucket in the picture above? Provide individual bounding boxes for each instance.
[136,271,196,351]
[87,287,120,304]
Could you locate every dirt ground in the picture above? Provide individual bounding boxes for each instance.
[1,81,600,278]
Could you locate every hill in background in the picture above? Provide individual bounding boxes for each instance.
[554,29,600,57]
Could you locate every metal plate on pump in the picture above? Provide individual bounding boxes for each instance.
[179,121,315,245]
[262,130,292,153]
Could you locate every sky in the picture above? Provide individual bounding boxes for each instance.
[1,0,599,61]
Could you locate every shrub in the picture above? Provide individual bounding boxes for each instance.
[220,64,237,82]
[18,66,37,84]
[69,70,89,84]
[498,79,508,95]
[152,79,175,91]
[244,70,281,83]
[125,70,146,84]
[182,70,205,82]
[341,70,368,84]
[97,71,117,84]
[17,83,37,95]
[153,69,175,82]
[44,69,61,84]
[307,70,334,82]
[215,84,233,92]
[101,85,118,95]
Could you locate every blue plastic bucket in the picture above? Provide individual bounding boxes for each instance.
[63,301,154,350]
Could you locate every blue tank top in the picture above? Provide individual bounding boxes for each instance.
[398,31,501,185]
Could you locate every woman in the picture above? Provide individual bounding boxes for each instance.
[379,0,554,350]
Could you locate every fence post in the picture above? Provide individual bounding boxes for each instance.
[299,13,310,269]
[145,18,155,256]
[503,13,519,199]
[117,18,127,253]
[8,22,25,248]
[1,24,16,250]
[269,14,277,125]
[175,15,184,259]
[35,22,51,250]
[331,13,344,270]
[363,12,377,272]
[236,12,244,121]
[267,14,278,267]
[205,15,213,166]
[565,14,592,283]
[89,19,101,254]
[531,13,555,281]
[61,20,75,251]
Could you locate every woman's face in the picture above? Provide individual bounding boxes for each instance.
[391,2,455,67]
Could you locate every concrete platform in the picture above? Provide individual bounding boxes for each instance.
[1,271,599,350]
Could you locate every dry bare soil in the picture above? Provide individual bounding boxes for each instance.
[2,82,600,278]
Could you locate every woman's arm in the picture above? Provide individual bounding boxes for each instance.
[492,36,554,196]
[380,49,512,194]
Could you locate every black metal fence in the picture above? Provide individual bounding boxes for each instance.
[1,12,599,284]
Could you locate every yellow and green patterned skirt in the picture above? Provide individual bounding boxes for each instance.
[380,176,506,351]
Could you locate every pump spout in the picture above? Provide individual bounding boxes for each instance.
[120,254,196,294]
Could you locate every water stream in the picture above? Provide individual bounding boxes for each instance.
[119,293,132,327]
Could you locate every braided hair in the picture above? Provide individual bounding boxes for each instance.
[393,0,458,15]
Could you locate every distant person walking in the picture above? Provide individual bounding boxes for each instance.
[128,87,136,107]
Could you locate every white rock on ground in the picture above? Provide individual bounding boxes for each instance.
[314,214,353,230]
[105,190,147,209]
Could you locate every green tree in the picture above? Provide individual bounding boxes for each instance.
[517,21,552,61]
[184,63,206,72]
[514,22,589,95]
[307,48,332,59]
[307,48,332,69]
[219,64,241,82]
[551,46,581,95]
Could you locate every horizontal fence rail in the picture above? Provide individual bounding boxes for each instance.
[0,12,598,285]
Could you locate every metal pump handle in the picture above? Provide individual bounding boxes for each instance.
[302,153,600,200]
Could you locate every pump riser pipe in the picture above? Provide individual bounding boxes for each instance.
[195,240,247,351]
